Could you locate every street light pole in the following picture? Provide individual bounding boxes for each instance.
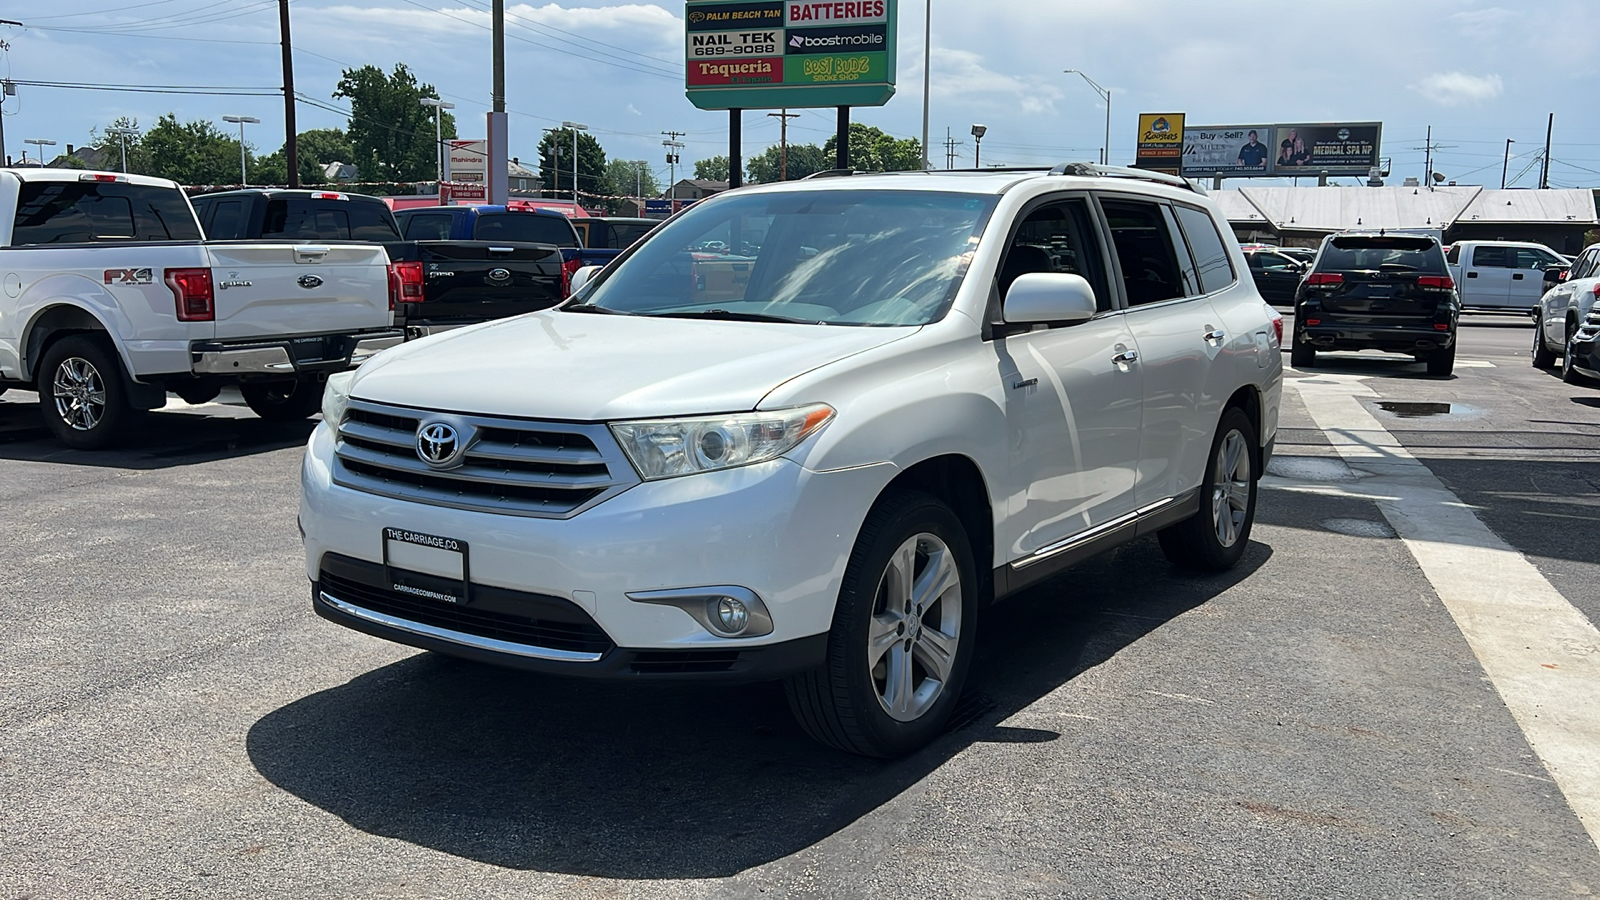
[561,121,587,207]
[1064,70,1111,165]
[970,124,986,168]
[25,138,56,166]
[420,98,455,197]
[222,115,259,185]
[920,0,931,170]
[106,126,140,173]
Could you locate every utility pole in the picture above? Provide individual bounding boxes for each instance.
[662,133,685,206]
[1541,113,1553,189]
[920,0,931,170]
[1501,138,1514,190]
[943,128,961,170]
[1,26,20,165]
[487,0,508,204]
[768,110,799,180]
[277,0,298,187]
[562,121,587,206]
[1412,127,1454,190]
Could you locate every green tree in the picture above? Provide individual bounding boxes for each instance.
[138,114,248,185]
[251,128,355,185]
[334,64,455,183]
[694,155,741,182]
[823,123,922,173]
[747,142,829,183]
[537,128,607,198]
[599,159,660,213]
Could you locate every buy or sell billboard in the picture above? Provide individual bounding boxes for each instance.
[685,0,897,111]
[1180,122,1382,178]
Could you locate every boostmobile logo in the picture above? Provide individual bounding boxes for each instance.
[789,31,885,48]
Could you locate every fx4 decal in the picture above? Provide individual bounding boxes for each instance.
[103,268,154,286]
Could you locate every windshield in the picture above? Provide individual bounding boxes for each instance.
[1320,236,1446,274]
[568,189,997,327]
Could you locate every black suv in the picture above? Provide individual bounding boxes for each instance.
[1290,232,1461,376]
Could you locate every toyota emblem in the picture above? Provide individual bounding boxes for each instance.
[297,274,324,289]
[487,268,511,282]
[416,421,465,468]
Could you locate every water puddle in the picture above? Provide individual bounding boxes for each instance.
[1376,401,1452,418]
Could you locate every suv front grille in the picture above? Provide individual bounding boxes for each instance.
[331,400,639,518]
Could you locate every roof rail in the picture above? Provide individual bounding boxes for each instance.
[1048,162,1205,194]
[801,169,867,179]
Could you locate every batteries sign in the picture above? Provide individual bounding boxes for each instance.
[685,0,897,110]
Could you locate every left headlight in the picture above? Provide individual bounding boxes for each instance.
[610,404,835,481]
[321,370,357,425]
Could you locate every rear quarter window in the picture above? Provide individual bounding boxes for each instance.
[1172,204,1235,294]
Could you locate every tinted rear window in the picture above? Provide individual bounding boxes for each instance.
[473,213,577,246]
[609,222,655,248]
[261,197,400,241]
[401,213,454,241]
[1320,236,1445,274]
[12,181,202,245]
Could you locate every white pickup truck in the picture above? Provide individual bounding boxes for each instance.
[0,168,401,448]
[1444,240,1568,312]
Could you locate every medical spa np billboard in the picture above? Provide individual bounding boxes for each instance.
[685,0,898,111]
[1180,122,1383,178]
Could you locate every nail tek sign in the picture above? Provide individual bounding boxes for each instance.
[685,0,897,110]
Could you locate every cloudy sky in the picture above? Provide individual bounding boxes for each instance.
[2,0,1598,188]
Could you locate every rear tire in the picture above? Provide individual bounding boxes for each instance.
[1289,331,1315,368]
[1531,321,1557,369]
[785,490,977,758]
[1426,342,1456,377]
[37,335,140,450]
[1158,407,1258,572]
[241,377,323,421]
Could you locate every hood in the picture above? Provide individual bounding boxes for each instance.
[350,310,917,421]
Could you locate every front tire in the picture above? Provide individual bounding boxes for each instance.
[1159,407,1258,572]
[785,491,977,758]
[38,335,140,450]
[241,377,323,421]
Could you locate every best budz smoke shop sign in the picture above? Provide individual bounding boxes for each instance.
[685,1,898,110]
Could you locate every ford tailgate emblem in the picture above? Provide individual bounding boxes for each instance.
[488,268,511,282]
[297,274,324,289]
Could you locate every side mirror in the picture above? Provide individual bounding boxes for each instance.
[1002,272,1098,325]
[568,264,603,295]
[1543,265,1567,284]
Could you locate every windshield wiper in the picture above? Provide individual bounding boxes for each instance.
[650,309,822,325]
[560,303,633,315]
[1378,263,1420,271]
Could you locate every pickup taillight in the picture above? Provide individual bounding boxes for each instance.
[388,261,424,309]
[560,256,584,298]
[165,267,214,321]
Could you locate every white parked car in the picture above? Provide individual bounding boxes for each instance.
[301,164,1284,757]
[1445,240,1569,312]
[1532,242,1600,383]
[0,168,401,448]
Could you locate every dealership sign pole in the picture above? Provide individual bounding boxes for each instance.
[685,0,898,177]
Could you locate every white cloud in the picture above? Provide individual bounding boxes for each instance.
[927,47,1063,115]
[1411,71,1504,106]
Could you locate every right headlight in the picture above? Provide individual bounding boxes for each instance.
[321,370,357,425]
[610,404,834,481]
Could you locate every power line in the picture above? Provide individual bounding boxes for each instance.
[390,0,679,81]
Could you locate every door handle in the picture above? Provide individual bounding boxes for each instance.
[1512,273,1524,280]
[1204,328,1226,342]
[1466,271,1478,278]
[1111,349,1139,365]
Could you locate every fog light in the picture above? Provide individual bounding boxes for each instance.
[714,596,750,634]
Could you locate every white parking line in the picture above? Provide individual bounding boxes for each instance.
[1288,374,1600,852]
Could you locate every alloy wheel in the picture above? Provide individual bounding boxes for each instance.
[868,532,963,723]
[52,357,107,432]
[1212,430,1252,548]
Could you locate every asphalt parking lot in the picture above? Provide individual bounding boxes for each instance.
[3,315,1598,898]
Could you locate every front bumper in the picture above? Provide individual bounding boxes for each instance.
[1570,332,1600,379]
[300,422,894,673]
[1297,322,1455,354]
[192,330,403,376]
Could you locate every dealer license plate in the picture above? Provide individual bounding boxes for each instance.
[382,528,470,605]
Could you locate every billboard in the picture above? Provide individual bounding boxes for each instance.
[1134,113,1184,174]
[685,0,897,111]
[1179,122,1382,178]
[442,139,487,203]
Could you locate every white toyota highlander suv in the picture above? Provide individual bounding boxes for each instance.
[300,164,1283,757]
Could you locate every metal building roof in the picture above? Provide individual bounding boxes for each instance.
[1215,186,1597,233]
